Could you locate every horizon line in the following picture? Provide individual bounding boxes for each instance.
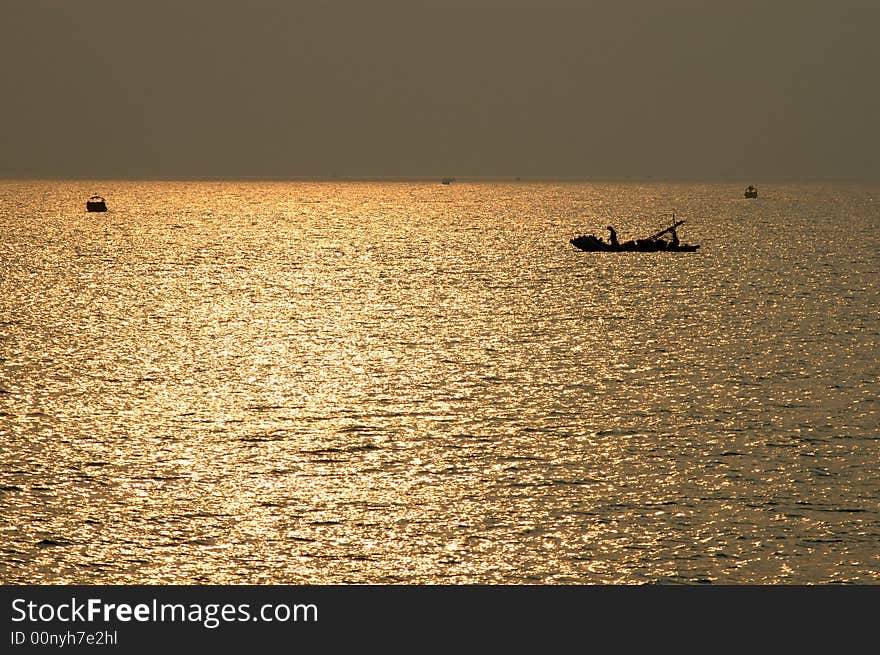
[2,174,879,184]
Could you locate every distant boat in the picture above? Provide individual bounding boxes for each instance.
[86,195,107,212]
[570,217,700,253]
[744,185,758,198]
[441,177,455,185]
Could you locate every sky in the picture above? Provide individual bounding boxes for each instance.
[2,0,878,181]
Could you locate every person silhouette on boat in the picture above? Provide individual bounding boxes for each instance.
[606,225,619,247]
[669,227,679,247]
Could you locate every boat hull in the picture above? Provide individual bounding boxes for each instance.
[570,235,699,252]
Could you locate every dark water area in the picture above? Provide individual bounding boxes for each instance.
[1,180,877,583]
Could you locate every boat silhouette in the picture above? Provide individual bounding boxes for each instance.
[86,195,107,212]
[570,217,700,253]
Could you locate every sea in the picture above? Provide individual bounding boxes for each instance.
[0,180,877,584]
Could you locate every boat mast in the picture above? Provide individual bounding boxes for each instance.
[646,215,685,241]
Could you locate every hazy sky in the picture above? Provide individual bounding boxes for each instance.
[2,1,878,180]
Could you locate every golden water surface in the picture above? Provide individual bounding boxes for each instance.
[1,181,877,583]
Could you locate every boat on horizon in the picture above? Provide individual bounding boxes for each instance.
[570,217,700,253]
[744,185,758,198]
[86,195,107,212]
